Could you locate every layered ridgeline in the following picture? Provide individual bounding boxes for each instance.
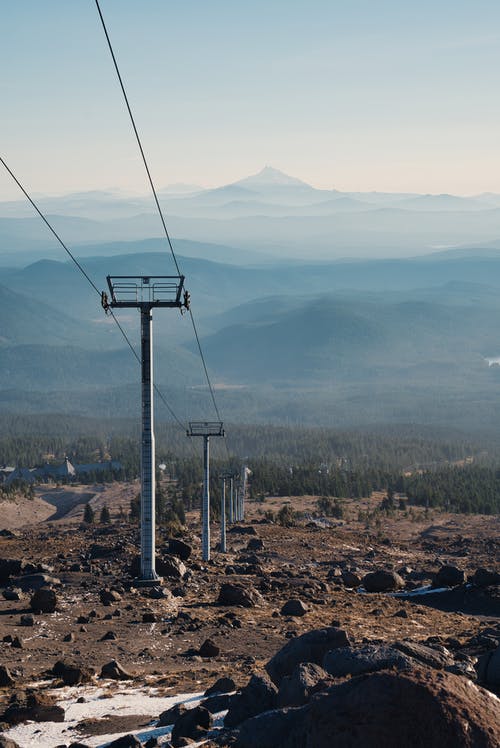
[3,167,500,264]
[2,244,500,427]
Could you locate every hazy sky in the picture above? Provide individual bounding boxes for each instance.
[2,0,500,200]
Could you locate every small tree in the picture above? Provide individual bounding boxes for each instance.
[83,502,95,524]
[100,504,111,523]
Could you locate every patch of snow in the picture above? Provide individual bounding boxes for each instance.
[4,684,205,748]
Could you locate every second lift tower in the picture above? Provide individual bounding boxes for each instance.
[104,275,188,584]
[188,421,225,561]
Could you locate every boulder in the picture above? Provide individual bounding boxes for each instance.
[224,673,278,729]
[171,705,212,747]
[157,555,187,580]
[100,660,134,680]
[280,599,309,617]
[204,676,236,696]
[266,626,350,686]
[30,587,57,613]
[277,662,329,707]
[2,692,65,725]
[106,736,143,748]
[14,574,60,591]
[477,644,500,690]
[232,667,500,748]
[168,538,192,561]
[363,570,405,592]
[0,664,15,687]
[52,660,94,686]
[472,568,500,588]
[432,565,467,588]
[100,589,122,606]
[198,638,220,657]
[247,538,264,551]
[218,583,263,608]
[157,702,187,727]
[0,558,24,584]
[2,588,22,601]
[323,644,414,678]
[341,570,362,588]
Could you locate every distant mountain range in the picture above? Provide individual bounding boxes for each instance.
[3,167,500,264]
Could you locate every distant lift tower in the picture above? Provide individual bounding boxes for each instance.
[220,472,235,553]
[187,421,225,561]
[104,275,188,584]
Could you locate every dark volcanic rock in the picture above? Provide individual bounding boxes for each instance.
[100,660,134,680]
[198,638,220,657]
[472,568,500,588]
[341,570,362,588]
[277,662,329,707]
[0,558,24,584]
[168,538,192,561]
[477,644,500,691]
[218,583,263,608]
[363,569,405,592]
[106,736,143,747]
[15,573,60,591]
[52,660,94,686]
[157,555,187,580]
[100,589,122,606]
[432,564,467,588]
[280,599,308,617]
[2,588,22,601]
[229,525,258,536]
[157,702,186,727]
[0,664,15,686]
[204,676,236,696]
[232,667,500,748]
[171,705,212,747]
[266,626,350,686]
[30,587,57,613]
[246,538,264,551]
[224,673,278,729]
[323,644,414,678]
[2,692,65,725]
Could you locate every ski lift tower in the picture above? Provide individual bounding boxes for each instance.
[104,275,188,584]
[187,421,225,561]
[220,471,235,552]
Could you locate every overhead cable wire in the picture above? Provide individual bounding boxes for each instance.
[94,0,230,457]
[0,154,188,433]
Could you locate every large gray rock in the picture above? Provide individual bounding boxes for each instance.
[266,627,350,686]
[363,569,405,592]
[157,555,187,580]
[224,673,278,728]
[232,667,500,748]
[100,660,134,680]
[171,705,212,747]
[168,538,192,561]
[472,568,500,588]
[30,587,57,613]
[52,660,94,686]
[280,599,308,617]
[14,574,60,592]
[432,565,467,588]
[277,662,329,707]
[477,644,500,690]
[323,645,414,678]
[218,583,263,608]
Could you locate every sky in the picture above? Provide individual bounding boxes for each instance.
[1,0,500,200]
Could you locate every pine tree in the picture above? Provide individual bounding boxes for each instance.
[100,504,111,523]
[83,502,95,524]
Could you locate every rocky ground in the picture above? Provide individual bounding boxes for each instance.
[0,484,499,747]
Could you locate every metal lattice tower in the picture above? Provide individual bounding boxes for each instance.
[105,275,187,584]
[187,421,225,561]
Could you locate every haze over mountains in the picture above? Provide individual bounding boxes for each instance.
[3,167,500,431]
[3,167,500,265]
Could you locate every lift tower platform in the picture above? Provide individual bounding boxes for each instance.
[105,275,187,584]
